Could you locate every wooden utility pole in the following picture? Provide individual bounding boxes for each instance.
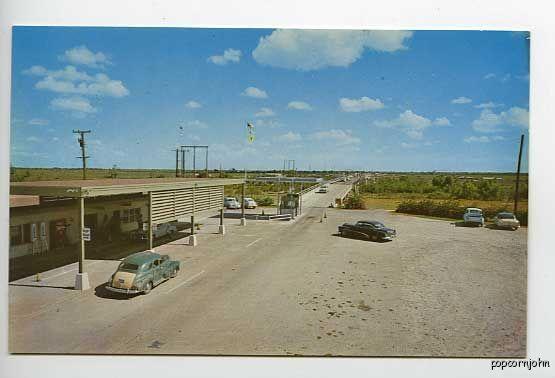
[73,129,91,180]
[513,134,525,214]
[175,148,179,177]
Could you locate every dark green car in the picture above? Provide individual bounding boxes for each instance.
[106,251,180,294]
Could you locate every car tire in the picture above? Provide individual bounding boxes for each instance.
[371,234,378,242]
[170,268,178,278]
[143,281,153,294]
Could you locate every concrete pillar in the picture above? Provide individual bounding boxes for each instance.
[75,196,90,291]
[190,215,195,236]
[218,208,226,235]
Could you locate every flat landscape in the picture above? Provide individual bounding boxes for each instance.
[9,183,526,356]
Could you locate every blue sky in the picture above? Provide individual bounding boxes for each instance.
[10,27,529,172]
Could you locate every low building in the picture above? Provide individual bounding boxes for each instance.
[10,177,244,260]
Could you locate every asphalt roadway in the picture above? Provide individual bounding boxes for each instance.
[9,183,527,357]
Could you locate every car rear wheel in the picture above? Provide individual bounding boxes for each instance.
[371,234,378,242]
[143,281,153,294]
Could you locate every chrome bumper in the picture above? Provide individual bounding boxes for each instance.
[106,285,142,294]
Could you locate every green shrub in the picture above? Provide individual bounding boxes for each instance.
[256,196,274,206]
[344,193,367,210]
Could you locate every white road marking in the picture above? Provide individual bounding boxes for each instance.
[166,270,205,294]
[246,238,262,248]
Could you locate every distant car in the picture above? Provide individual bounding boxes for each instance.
[493,212,520,230]
[106,251,180,295]
[317,186,328,193]
[338,220,397,242]
[224,197,240,209]
[137,221,177,240]
[243,197,257,209]
[463,207,485,226]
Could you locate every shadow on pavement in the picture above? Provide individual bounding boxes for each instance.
[9,283,75,290]
[452,221,483,228]
[94,282,139,300]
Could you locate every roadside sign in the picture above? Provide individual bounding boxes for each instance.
[143,222,148,231]
[82,227,91,241]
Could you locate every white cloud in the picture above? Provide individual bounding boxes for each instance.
[252,30,413,71]
[287,101,312,111]
[277,131,302,142]
[339,96,384,112]
[471,107,529,133]
[34,72,129,98]
[433,117,451,126]
[310,129,360,146]
[400,142,416,148]
[186,120,208,129]
[23,65,93,82]
[242,86,268,99]
[28,118,49,126]
[207,48,242,65]
[185,100,202,109]
[451,96,472,104]
[50,96,97,115]
[374,110,449,140]
[26,136,40,142]
[464,135,504,143]
[59,45,112,68]
[253,119,279,128]
[483,73,496,80]
[255,107,275,118]
[474,102,503,109]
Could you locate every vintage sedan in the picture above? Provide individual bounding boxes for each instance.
[493,212,520,230]
[106,251,180,295]
[338,220,397,242]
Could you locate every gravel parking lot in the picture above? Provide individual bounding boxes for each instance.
[9,185,526,357]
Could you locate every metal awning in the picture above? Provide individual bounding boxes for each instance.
[10,178,245,198]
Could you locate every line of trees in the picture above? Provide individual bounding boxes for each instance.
[359,175,527,201]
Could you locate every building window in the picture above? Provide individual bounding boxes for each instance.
[121,208,142,223]
[10,225,23,246]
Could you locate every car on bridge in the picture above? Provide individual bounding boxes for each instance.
[106,251,180,295]
[317,186,329,193]
[338,220,397,242]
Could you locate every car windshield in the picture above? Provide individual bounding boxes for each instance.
[498,213,515,219]
[468,209,482,215]
[118,262,139,271]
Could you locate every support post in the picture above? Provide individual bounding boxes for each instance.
[148,191,153,250]
[205,148,209,177]
[218,208,226,234]
[240,182,246,226]
[193,147,196,177]
[75,196,90,290]
[514,134,525,215]
[181,148,185,177]
[175,149,179,178]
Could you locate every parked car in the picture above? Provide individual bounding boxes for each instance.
[106,251,180,295]
[338,220,397,242]
[463,207,485,226]
[493,212,520,230]
[137,221,178,240]
[224,197,240,209]
[243,197,257,209]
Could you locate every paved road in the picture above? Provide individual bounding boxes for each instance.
[9,183,526,357]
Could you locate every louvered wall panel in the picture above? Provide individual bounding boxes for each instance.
[150,186,223,224]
